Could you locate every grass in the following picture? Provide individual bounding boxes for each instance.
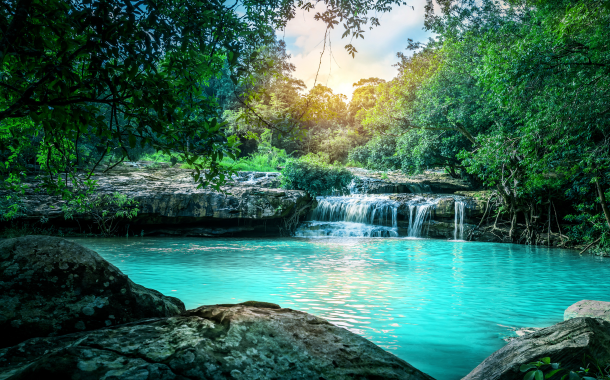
[345,160,366,168]
[139,151,174,162]
[219,151,286,172]
[138,148,290,173]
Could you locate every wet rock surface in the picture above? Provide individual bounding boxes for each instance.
[463,318,610,380]
[348,168,475,194]
[0,236,185,349]
[565,300,610,323]
[0,302,436,380]
[388,194,487,222]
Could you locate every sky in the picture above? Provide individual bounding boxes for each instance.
[277,0,434,99]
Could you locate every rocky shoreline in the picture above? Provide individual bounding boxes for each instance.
[0,236,435,379]
[0,164,583,248]
[1,165,314,237]
[1,163,487,238]
[1,236,609,379]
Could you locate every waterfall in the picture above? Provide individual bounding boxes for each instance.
[243,173,257,184]
[454,200,465,240]
[408,203,433,237]
[311,196,398,226]
[347,178,369,194]
[295,195,399,237]
[295,194,440,238]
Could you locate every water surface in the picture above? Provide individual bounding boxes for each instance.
[74,237,610,380]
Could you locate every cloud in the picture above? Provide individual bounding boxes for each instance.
[277,0,434,99]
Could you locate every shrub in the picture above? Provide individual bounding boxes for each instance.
[520,356,610,380]
[280,154,354,197]
[348,145,371,167]
[63,191,139,236]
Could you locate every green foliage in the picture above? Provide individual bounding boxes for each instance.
[221,147,291,172]
[0,0,257,194]
[520,356,610,380]
[0,193,26,221]
[342,0,610,245]
[348,146,371,167]
[1,0,406,223]
[63,190,139,237]
[281,154,354,197]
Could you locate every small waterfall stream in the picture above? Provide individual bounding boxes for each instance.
[407,203,434,237]
[295,195,442,238]
[295,173,470,239]
[454,200,466,240]
[295,195,399,237]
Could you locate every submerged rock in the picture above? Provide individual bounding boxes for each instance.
[463,318,610,380]
[565,300,610,323]
[0,302,435,380]
[0,236,185,348]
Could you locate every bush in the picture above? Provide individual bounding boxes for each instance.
[347,135,401,171]
[348,145,371,167]
[227,147,290,172]
[63,191,139,236]
[280,154,354,197]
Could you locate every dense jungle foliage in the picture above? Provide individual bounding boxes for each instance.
[234,0,610,250]
[1,0,609,250]
[0,0,404,216]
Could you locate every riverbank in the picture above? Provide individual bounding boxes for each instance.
[2,236,609,380]
[0,163,592,252]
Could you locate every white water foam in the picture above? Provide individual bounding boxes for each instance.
[454,200,466,240]
[295,221,399,237]
[296,194,439,238]
[407,203,434,237]
[295,195,398,237]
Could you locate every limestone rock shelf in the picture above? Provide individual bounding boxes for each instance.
[348,168,475,194]
[4,165,313,237]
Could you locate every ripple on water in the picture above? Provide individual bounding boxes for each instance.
[72,237,610,380]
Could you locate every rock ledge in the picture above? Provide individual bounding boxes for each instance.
[0,302,435,380]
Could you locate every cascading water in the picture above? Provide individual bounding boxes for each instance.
[454,199,465,240]
[407,203,434,237]
[243,173,257,184]
[295,195,399,237]
[295,194,442,238]
[296,173,469,239]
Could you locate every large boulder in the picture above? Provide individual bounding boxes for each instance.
[0,236,185,348]
[0,302,436,380]
[565,300,610,323]
[463,318,610,380]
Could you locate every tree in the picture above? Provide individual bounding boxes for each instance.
[348,77,385,124]
[0,0,409,220]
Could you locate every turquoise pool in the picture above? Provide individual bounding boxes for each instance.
[74,237,610,380]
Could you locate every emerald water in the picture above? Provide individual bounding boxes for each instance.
[74,237,610,380]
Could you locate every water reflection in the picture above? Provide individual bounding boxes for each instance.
[73,237,610,380]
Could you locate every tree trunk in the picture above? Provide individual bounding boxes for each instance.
[595,178,610,229]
